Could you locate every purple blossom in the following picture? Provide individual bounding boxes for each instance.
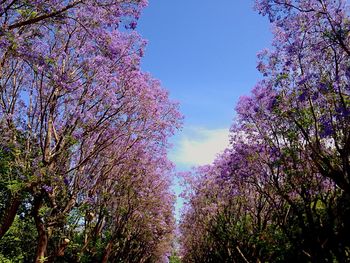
[298,90,307,102]
[63,177,70,186]
[335,106,350,118]
[43,185,53,193]
[1,145,11,154]
[311,92,319,101]
[346,67,350,80]
[319,82,328,93]
[297,77,308,86]
[129,21,137,30]
[319,116,334,138]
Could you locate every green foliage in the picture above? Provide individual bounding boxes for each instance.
[17,8,38,19]
[0,215,37,262]
[169,252,182,263]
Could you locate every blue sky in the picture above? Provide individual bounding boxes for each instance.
[137,0,272,218]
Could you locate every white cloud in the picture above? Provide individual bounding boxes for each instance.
[170,127,230,167]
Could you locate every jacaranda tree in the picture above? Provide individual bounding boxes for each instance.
[0,0,182,262]
[180,0,350,262]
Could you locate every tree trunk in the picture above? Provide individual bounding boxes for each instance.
[33,197,49,263]
[101,240,113,263]
[0,195,21,239]
[35,228,48,263]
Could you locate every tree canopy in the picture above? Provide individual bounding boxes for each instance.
[0,0,182,262]
[180,0,350,262]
